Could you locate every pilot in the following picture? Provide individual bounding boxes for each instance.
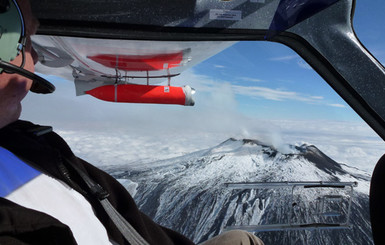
[0,0,264,244]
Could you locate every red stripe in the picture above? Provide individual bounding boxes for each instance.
[88,52,184,71]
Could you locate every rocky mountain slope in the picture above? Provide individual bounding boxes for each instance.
[107,138,373,244]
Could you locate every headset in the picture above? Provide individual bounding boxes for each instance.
[0,0,54,94]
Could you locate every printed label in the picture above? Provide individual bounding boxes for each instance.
[209,9,242,21]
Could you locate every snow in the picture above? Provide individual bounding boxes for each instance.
[55,124,373,198]
[120,138,372,244]
[117,179,139,197]
[50,117,385,176]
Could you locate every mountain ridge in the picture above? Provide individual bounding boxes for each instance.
[107,138,372,244]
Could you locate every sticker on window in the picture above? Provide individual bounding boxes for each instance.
[209,9,242,21]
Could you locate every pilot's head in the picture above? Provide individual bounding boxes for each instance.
[0,0,41,128]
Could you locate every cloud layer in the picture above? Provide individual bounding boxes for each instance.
[21,69,384,174]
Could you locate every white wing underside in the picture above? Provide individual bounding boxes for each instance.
[33,35,235,96]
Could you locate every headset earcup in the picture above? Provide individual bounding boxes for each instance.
[0,0,24,73]
[0,0,10,13]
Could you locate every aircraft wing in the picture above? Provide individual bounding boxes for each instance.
[32,35,235,106]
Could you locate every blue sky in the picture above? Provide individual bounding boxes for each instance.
[191,41,352,120]
[188,0,385,122]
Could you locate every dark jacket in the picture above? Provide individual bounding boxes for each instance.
[0,120,194,245]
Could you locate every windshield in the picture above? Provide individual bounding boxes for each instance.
[22,0,385,244]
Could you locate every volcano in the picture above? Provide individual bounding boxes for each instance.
[107,138,373,244]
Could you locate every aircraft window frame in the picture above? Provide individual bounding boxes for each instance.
[32,0,385,142]
[23,0,385,243]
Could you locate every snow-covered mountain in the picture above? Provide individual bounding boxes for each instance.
[106,138,373,244]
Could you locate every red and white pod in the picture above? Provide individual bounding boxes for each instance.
[86,84,195,106]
